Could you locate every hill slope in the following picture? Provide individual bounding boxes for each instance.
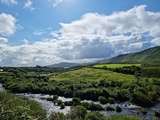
[101,46,160,63]
[48,62,81,68]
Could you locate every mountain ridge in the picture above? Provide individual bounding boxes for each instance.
[100,46,160,63]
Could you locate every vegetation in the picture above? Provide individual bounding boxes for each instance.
[93,63,141,69]
[0,61,160,119]
[0,91,46,120]
[50,67,135,82]
[100,46,160,63]
[107,114,140,120]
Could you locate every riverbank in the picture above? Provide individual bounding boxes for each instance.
[1,83,160,119]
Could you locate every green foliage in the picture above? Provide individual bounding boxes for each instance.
[50,68,135,82]
[130,92,152,107]
[0,91,46,120]
[98,96,107,104]
[107,114,141,120]
[140,108,147,114]
[60,104,65,109]
[108,97,115,104]
[84,111,107,120]
[49,112,66,120]
[93,64,141,69]
[116,106,122,112]
[69,105,87,120]
[81,102,104,111]
[155,111,160,118]
[105,106,115,111]
[72,97,81,106]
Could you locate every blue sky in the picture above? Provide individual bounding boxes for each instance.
[0,0,160,66]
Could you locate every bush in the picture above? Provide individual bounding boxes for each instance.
[98,96,107,104]
[57,100,63,106]
[155,111,160,118]
[69,105,87,120]
[140,108,147,114]
[84,111,107,120]
[53,95,58,100]
[72,97,81,106]
[108,97,115,104]
[49,112,66,120]
[116,106,122,112]
[106,106,115,111]
[60,104,65,109]
[107,114,140,120]
[64,101,73,106]
[130,92,152,107]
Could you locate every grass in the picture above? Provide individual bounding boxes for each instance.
[50,67,135,82]
[92,63,141,68]
[0,91,47,119]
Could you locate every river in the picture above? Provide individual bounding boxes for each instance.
[0,83,160,119]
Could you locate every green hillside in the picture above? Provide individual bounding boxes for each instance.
[101,46,160,63]
[50,67,135,82]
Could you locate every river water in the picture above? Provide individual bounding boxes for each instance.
[0,83,160,119]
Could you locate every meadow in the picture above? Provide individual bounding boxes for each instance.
[92,63,141,68]
[50,67,135,82]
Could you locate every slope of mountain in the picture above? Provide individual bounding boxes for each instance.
[101,46,160,63]
[48,62,81,68]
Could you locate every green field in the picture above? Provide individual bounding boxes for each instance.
[50,67,135,82]
[92,63,141,68]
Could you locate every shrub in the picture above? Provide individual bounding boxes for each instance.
[140,108,147,114]
[64,101,73,106]
[98,96,107,104]
[108,97,115,104]
[72,97,81,106]
[155,111,160,118]
[84,111,107,120]
[69,105,87,120]
[53,95,58,100]
[60,104,65,109]
[106,106,115,111]
[49,112,66,120]
[130,92,152,107]
[107,114,140,120]
[116,106,122,112]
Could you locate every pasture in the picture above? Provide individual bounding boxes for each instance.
[50,67,135,82]
[92,63,141,68]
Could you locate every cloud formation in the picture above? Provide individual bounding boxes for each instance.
[48,0,64,7]
[0,13,17,36]
[0,5,160,66]
[0,0,17,5]
[24,0,35,11]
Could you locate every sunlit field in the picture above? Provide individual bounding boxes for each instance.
[50,67,135,82]
[92,63,141,68]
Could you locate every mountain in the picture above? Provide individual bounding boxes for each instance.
[48,62,81,68]
[100,46,160,63]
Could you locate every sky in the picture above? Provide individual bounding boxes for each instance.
[0,0,160,66]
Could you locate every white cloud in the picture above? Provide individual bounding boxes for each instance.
[0,0,17,5]
[0,37,8,44]
[50,31,59,38]
[24,0,35,11]
[151,37,160,45]
[0,13,17,36]
[33,31,44,36]
[22,39,29,45]
[48,0,64,7]
[0,5,160,66]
